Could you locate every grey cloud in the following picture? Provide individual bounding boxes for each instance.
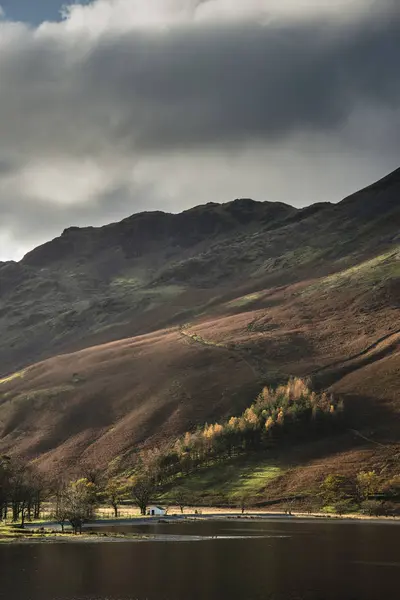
[99,16,400,151]
[0,181,157,245]
[0,10,399,160]
[0,160,16,175]
[0,3,399,260]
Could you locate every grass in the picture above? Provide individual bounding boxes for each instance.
[10,385,75,403]
[0,523,147,544]
[0,370,25,386]
[96,506,144,520]
[303,247,400,295]
[180,328,227,349]
[252,246,322,278]
[111,277,185,298]
[226,292,263,308]
[0,523,65,542]
[159,454,283,505]
[111,276,145,290]
[110,279,186,313]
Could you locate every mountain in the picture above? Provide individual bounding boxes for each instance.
[0,168,399,487]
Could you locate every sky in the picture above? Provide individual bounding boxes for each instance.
[0,1,399,261]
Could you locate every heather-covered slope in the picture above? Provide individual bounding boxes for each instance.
[1,169,398,376]
[0,168,399,483]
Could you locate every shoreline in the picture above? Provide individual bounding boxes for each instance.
[1,510,399,544]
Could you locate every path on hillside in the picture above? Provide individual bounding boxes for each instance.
[179,326,260,380]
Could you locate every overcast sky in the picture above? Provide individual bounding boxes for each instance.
[0,0,399,261]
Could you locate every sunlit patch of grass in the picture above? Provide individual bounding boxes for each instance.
[0,524,32,540]
[303,247,400,295]
[0,370,25,386]
[111,276,184,297]
[252,246,322,278]
[226,292,263,308]
[159,455,283,504]
[180,329,227,349]
[111,276,144,290]
[0,523,138,543]
[111,278,186,311]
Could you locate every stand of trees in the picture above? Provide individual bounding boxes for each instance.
[2,378,398,528]
[0,456,45,527]
[319,471,400,516]
[134,379,345,486]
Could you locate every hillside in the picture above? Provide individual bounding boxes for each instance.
[0,167,399,489]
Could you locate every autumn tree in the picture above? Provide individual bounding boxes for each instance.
[356,471,379,501]
[320,474,357,513]
[381,475,400,498]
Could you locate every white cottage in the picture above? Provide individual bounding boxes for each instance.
[147,505,166,516]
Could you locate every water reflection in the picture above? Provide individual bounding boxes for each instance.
[0,519,398,600]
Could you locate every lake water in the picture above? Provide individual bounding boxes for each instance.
[0,518,399,600]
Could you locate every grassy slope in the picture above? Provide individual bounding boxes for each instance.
[0,169,399,493]
[0,328,260,474]
[0,248,398,491]
[157,443,400,508]
[159,454,284,506]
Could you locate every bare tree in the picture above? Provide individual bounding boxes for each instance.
[132,478,154,516]
[53,490,69,533]
[9,459,34,527]
[79,459,104,488]
[57,478,97,534]
[0,455,12,521]
[175,490,188,514]
[240,495,248,514]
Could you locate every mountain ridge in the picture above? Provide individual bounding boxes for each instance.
[0,167,399,487]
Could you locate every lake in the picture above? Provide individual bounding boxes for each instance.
[0,518,399,600]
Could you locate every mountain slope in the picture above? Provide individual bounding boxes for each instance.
[0,167,399,482]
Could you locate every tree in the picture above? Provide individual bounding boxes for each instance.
[360,499,384,517]
[175,490,188,514]
[53,487,70,533]
[356,471,379,501]
[80,461,104,488]
[60,478,97,534]
[320,474,356,507]
[381,475,400,498]
[104,478,127,518]
[0,456,12,521]
[9,459,34,527]
[1,458,45,527]
[333,498,355,516]
[131,477,154,516]
[238,494,249,515]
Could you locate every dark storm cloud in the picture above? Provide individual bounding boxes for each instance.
[108,16,400,150]
[0,1,399,260]
[1,9,399,159]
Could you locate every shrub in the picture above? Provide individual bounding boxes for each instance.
[360,500,385,517]
[334,499,358,516]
